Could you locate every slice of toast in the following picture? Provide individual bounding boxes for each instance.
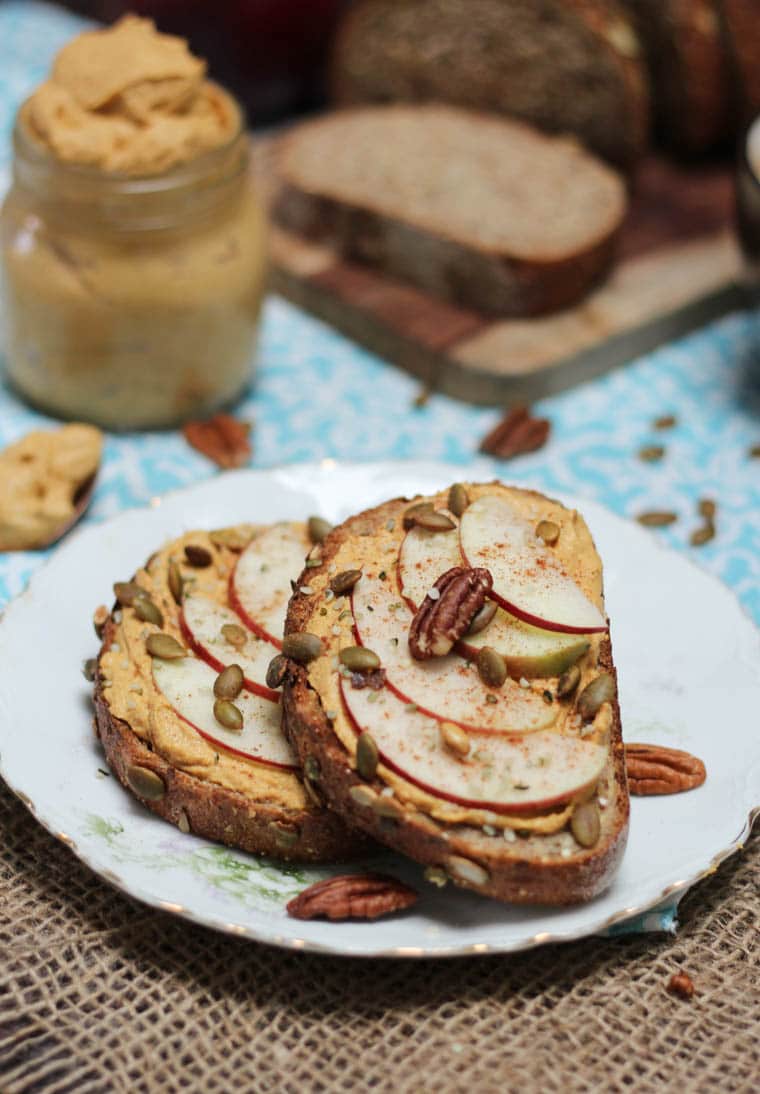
[93,523,364,863]
[330,0,650,169]
[280,484,629,903]
[273,105,627,318]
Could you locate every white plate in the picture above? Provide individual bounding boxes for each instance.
[0,461,758,958]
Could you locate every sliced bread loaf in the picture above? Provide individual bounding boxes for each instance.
[330,0,650,168]
[720,0,760,125]
[273,105,627,317]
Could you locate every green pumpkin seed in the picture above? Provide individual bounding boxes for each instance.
[339,646,380,672]
[221,623,247,649]
[571,801,600,847]
[308,515,333,544]
[476,646,507,688]
[447,483,469,518]
[271,823,299,848]
[282,632,323,663]
[126,764,165,801]
[82,658,98,682]
[133,595,164,627]
[213,698,243,732]
[413,510,457,533]
[145,633,186,660]
[467,599,497,635]
[304,755,320,783]
[423,866,448,888]
[265,653,288,689]
[557,663,581,699]
[403,501,435,529]
[330,569,362,596]
[536,520,560,545]
[113,581,144,607]
[439,721,470,757]
[577,673,615,720]
[356,732,379,779]
[184,544,212,568]
[168,561,184,605]
[214,664,244,699]
[209,526,252,551]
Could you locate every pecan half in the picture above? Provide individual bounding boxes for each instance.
[625,743,706,795]
[286,874,418,921]
[667,972,696,1000]
[479,405,550,460]
[409,566,493,660]
[182,413,252,469]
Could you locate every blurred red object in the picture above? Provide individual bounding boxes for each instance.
[63,0,349,126]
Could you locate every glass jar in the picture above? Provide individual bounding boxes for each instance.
[0,111,266,429]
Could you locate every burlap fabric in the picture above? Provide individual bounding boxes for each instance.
[0,778,757,1094]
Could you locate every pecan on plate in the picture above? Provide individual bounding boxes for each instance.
[182,413,252,469]
[479,405,550,460]
[625,743,706,795]
[409,566,493,660]
[286,874,418,921]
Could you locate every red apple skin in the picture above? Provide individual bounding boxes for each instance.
[179,611,280,702]
[338,680,594,816]
[172,706,296,772]
[459,534,608,636]
[228,567,283,649]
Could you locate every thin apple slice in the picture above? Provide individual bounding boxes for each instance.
[152,656,296,769]
[180,594,279,700]
[351,572,556,734]
[459,607,590,679]
[230,522,311,646]
[339,676,606,814]
[460,494,607,634]
[397,519,461,609]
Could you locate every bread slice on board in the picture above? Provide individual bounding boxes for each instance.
[280,483,630,905]
[330,0,650,169]
[719,0,760,125]
[93,524,364,863]
[273,105,628,317]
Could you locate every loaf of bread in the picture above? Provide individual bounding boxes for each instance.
[330,0,650,168]
[720,0,760,126]
[274,105,627,316]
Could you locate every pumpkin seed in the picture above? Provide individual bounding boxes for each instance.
[304,755,320,783]
[637,511,677,527]
[177,810,191,835]
[281,632,323,663]
[698,498,716,520]
[423,866,448,888]
[690,523,715,547]
[329,569,362,596]
[126,765,165,801]
[339,646,380,672]
[82,658,97,682]
[271,824,299,848]
[571,801,600,848]
[308,515,333,544]
[133,595,164,627]
[638,445,665,463]
[536,520,560,545]
[265,653,288,689]
[446,855,490,887]
[557,663,581,699]
[356,732,379,779]
[145,633,186,660]
[168,561,184,605]
[93,604,109,638]
[214,664,244,700]
[439,721,470,758]
[476,646,507,688]
[447,483,469,517]
[577,673,615,720]
[413,510,456,533]
[221,622,247,649]
[209,526,252,551]
[113,581,144,607]
[467,599,498,635]
[184,544,212,568]
[403,501,435,529]
[214,698,243,732]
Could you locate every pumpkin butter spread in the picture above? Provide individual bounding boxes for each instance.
[98,529,309,811]
[23,15,238,175]
[303,485,616,837]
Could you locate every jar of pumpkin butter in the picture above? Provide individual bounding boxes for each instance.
[0,16,266,429]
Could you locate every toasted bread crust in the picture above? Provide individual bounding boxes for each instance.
[281,487,630,904]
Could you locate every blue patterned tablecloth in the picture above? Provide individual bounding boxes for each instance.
[1,1,758,936]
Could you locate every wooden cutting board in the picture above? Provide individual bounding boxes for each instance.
[255,147,745,405]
